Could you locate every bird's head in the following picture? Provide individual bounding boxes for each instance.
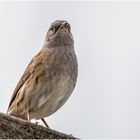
[44,20,74,47]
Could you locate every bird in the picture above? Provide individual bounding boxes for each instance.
[7,20,78,128]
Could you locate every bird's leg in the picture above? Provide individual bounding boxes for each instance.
[27,112,30,122]
[41,118,49,128]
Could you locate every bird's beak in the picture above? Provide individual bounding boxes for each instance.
[61,21,70,29]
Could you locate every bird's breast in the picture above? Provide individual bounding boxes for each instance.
[31,63,77,119]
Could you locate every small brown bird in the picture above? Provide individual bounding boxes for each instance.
[7,20,78,128]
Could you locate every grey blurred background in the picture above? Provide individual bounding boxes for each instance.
[0,1,140,139]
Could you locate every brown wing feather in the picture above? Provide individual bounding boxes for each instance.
[7,68,30,109]
[7,51,43,110]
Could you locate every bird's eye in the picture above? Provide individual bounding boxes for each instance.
[49,25,60,34]
[49,27,55,33]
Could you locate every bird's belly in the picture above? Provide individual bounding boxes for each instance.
[30,75,75,119]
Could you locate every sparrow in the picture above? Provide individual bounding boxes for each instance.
[7,20,78,128]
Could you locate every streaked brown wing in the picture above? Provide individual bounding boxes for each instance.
[7,51,43,110]
[7,69,30,109]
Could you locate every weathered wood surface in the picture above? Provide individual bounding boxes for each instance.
[0,112,76,139]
